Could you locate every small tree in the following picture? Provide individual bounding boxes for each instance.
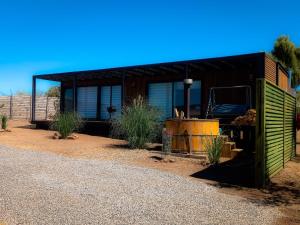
[271,36,300,86]
[46,86,60,98]
[112,95,161,149]
[50,112,83,139]
[1,115,8,130]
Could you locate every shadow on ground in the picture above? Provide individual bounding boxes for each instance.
[191,156,255,188]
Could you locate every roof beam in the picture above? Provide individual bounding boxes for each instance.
[202,62,221,70]
[159,66,180,74]
[219,60,236,69]
[188,63,205,71]
[133,68,155,76]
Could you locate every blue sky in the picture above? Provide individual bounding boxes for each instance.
[0,0,299,95]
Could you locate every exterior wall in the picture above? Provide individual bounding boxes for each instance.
[278,69,289,91]
[264,54,290,91]
[265,56,277,84]
[61,55,264,119]
[0,95,59,120]
[255,79,296,187]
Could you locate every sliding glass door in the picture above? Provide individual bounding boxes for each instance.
[148,81,201,119]
[77,86,98,119]
[100,85,122,120]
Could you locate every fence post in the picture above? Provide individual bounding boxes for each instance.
[255,79,266,188]
[9,94,13,119]
[283,92,285,168]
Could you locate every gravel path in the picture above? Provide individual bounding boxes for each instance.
[0,145,279,225]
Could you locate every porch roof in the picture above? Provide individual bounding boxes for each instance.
[34,52,268,82]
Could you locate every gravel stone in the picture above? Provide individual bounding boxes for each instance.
[0,145,280,225]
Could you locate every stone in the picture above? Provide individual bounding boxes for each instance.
[67,134,79,140]
[52,134,59,139]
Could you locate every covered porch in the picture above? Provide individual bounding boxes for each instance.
[32,53,264,128]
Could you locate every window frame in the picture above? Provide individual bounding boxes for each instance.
[147,80,201,119]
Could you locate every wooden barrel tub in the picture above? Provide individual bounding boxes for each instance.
[165,119,219,153]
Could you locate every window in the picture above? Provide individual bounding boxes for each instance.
[64,89,73,112]
[77,86,97,119]
[148,81,201,119]
[148,82,173,120]
[100,85,122,120]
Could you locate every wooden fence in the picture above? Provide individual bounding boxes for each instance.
[255,79,296,187]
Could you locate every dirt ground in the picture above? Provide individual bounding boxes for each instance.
[0,120,299,225]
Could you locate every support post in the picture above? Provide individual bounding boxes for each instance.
[122,74,126,108]
[72,76,77,112]
[255,79,266,188]
[60,83,64,113]
[32,76,37,121]
[184,79,193,119]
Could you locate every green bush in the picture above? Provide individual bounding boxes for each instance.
[112,95,161,149]
[1,115,8,130]
[204,135,223,165]
[50,112,83,139]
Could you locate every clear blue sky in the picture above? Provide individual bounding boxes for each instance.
[0,0,299,95]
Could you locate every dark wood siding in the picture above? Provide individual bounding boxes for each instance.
[62,56,264,119]
[278,68,289,91]
[265,55,277,84]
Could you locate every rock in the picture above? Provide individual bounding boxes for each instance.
[52,135,59,139]
[5,129,12,132]
[169,159,176,163]
[67,134,79,140]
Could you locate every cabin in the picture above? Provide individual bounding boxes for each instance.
[32,52,290,131]
[32,52,296,187]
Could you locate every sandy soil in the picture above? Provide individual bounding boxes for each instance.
[0,120,299,225]
[0,120,203,177]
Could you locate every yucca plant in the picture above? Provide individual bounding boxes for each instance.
[50,112,83,139]
[204,135,223,165]
[112,95,161,149]
[1,115,8,130]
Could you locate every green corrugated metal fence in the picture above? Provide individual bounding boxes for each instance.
[255,79,296,187]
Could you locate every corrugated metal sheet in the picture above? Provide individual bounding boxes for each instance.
[77,86,97,119]
[262,80,296,179]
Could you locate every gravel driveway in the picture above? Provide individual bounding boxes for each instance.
[0,145,279,225]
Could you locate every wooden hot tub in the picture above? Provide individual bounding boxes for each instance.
[165,119,219,153]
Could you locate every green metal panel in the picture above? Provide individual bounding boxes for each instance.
[255,79,296,187]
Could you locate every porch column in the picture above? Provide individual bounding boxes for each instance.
[73,76,77,112]
[31,76,37,121]
[184,78,193,118]
[122,74,126,107]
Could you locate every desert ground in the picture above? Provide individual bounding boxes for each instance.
[0,120,299,225]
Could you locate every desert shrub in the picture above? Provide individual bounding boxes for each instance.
[112,95,161,149]
[1,115,8,130]
[50,112,83,139]
[204,135,223,165]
